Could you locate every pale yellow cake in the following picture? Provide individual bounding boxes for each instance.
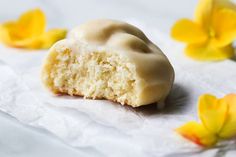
[41,19,174,107]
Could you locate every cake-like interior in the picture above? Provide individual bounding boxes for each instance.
[42,19,175,107]
[43,49,141,106]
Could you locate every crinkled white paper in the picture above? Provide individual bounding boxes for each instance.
[0,22,236,157]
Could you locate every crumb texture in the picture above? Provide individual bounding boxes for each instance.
[43,49,140,106]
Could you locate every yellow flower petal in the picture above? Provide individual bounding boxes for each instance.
[40,29,67,49]
[0,22,17,45]
[216,0,236,10]
[10,37,43,49]
[195,0,213,26]
[0,8,46,48]
[171,19,208,44]
[219,94,236,138]
[185,43,234,61]
[17,8,46,38]
[176,121,217,147]
[211,9,236,47]
[5,29,67,49]
[0,8,67,49]
[198,94,229,134]
[195,0,235,25]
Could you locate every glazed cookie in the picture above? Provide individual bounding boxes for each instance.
[41,19,174,107]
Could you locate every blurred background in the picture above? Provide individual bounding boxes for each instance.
[0,0,197,33]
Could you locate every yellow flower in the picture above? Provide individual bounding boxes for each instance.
[176,94,236,147]
[171,0,236,61]
[0,8,67,49]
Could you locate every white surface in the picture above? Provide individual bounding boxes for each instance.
[0,0,236,157]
